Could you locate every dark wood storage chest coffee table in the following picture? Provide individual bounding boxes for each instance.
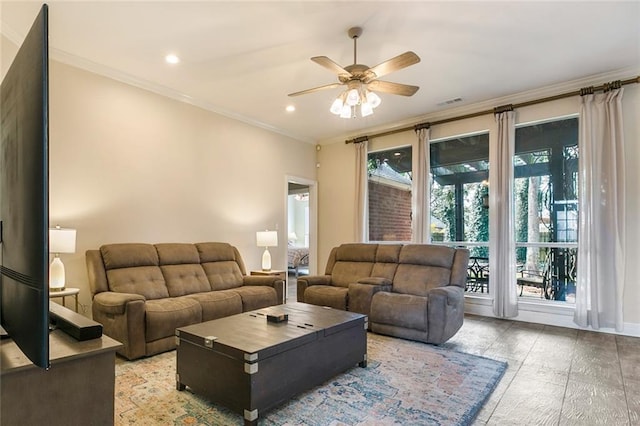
[175,302,367,425]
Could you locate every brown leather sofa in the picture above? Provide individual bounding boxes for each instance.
[297,243,469,344]
[86,242,284,360]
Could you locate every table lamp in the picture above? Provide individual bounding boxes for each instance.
[256,230,278,271]
[49,225,76,291]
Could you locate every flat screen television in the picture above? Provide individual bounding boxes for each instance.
[0,4,50,369]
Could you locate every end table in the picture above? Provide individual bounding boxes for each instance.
[49,287,80,312]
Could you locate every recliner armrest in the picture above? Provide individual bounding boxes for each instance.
[242,275,281,286]
[426,286,465,344]
[242,276,284,304]
[297,275,332,302]
[91,291,147,360]
[348,282,392,318]
[357,277,392,286]
[92,291,146,315]
[298,275,332,286]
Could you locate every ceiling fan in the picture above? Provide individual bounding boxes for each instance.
[288,27,421,118]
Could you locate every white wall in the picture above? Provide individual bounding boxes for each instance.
[48,61,317,315]
[317,72,640,335]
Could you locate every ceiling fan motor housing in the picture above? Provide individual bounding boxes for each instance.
[339,64,373,83]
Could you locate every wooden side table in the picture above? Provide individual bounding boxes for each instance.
[250,270,287,303]
[49,287,80,312]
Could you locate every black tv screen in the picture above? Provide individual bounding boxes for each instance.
[0,4,50,369]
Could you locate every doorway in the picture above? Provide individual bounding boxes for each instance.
[285,176,317,302]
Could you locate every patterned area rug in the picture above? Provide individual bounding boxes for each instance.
[115,333,506,425]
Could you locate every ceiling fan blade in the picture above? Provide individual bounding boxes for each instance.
[364,51,421,82]
[368,80,419,96]
[288,83,343,97]
[311,56,352,77]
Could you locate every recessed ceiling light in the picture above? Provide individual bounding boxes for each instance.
[286,105,296,112]
[165,54,180,64]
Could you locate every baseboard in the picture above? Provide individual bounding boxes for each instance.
[464,296,640,338]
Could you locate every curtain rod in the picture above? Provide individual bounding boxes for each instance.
[345,76,639,144]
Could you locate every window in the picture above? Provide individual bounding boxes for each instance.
[367,146,412,242]
[430,133,490,294]
[514,118,578,303]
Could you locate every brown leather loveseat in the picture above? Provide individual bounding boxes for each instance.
[86,242,283,360]
[297,243,469,345]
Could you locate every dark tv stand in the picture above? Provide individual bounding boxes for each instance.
[1,326,121,425]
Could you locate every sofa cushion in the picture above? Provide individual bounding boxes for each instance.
[186,290,242,322]
[231,286,278,312]
[196,242,237,262]
[392,245,455,296]
[156,243,201,265]
[331,262,374,287]
[375,244,402,262]
[304,285,349,310]
[101,243,159,270]
[370,262,398,282]
[202,261,244,290]
[393,264,452,297]
[161,264,211,297]
[370,292,428,332]
[144,296,202,342]
[106,266,169,300]
[335,243,378,262]
[399,244,455,268]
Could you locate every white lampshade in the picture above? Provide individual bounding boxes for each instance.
[49,227,76,254]
[288,232,298,241]
[340,104,352,118]
[330,97,344,115]
[256,231,278,248]
[361,101,373,117]
[345,88,360,106]
[366,90,382,108]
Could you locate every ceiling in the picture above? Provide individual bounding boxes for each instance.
[2,1,639,144]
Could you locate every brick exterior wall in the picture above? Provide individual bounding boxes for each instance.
[368,181,412,241]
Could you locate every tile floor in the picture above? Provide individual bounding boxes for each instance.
[288,275,640,425]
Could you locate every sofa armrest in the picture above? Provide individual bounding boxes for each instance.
[92,291,146,360]
[296,275,332,302]
[348,282,392,318]
[426,286,465,344]
[357,277,392,286]
[92,291,145,315]
[242,276,284,305]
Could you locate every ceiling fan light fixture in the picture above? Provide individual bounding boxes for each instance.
[330,97,344,115]
[288,27,420,120]
[345,88,360,106]
[339,104,353,119]
[366,90,382,108]
[360,101,374,117]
